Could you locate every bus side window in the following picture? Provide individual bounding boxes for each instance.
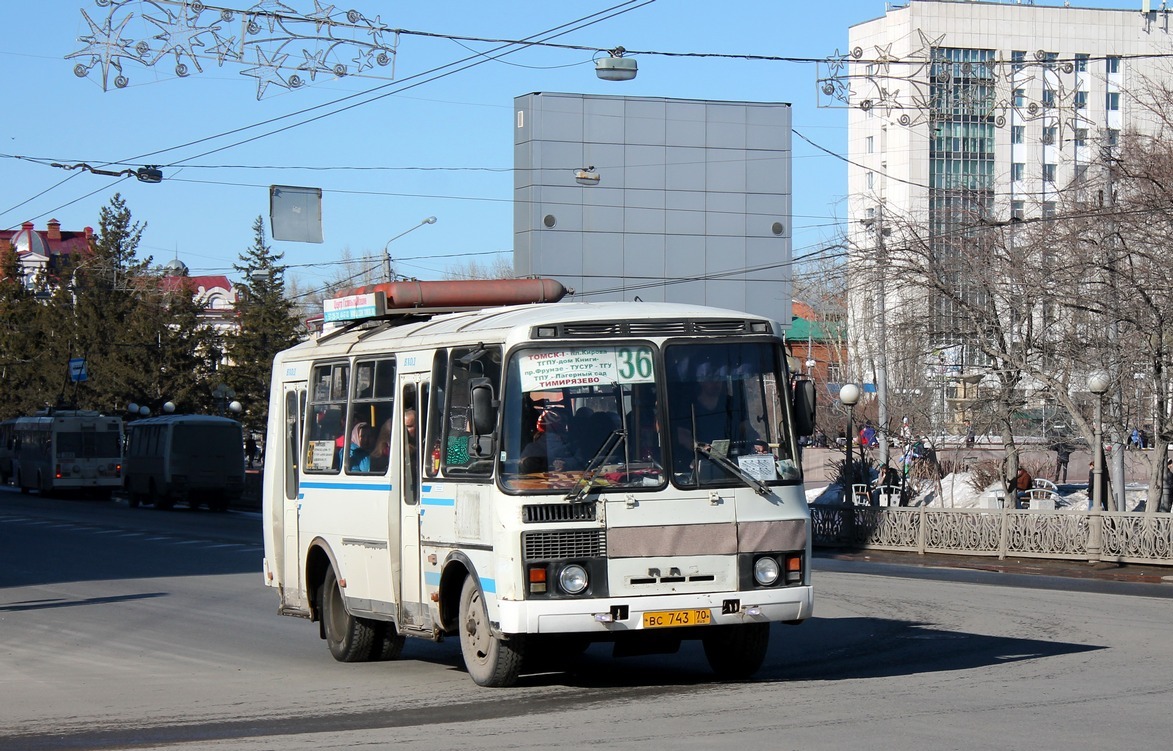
[402,384,419,504]
[443,345,501,476]
[305,362,349,474]
[285,390,302,499]
[351,358,395,475]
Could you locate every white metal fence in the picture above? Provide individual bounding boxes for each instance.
[811,505,1173,566]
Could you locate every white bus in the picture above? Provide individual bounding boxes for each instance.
[11,409,124,498]
[123,414,245,511]
[261,280,817,687]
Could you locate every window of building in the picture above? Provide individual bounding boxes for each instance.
[1042,88,1056,109]
[1106,92,1120,111]
[1106,55,1120,74]
[1107,128,1120,146]
[1075,128,1088,147]
[1043,163,1057,183]
[1042,201,1056,219]
[866,136,874,154]
[1074,90,1088,110]
[1074,164,1089,183]
[1013,88,1025,107]
[1011,200,1025,220]
[1011,125,1024,144]
[1075,53,1089,73]
[867,171,874,189]
[1042,51,1058,69]
[1042,126,1056,145]
[1011,162,1025,181]
[1011,50,1027,71]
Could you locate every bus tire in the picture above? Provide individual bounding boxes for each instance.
[321,566,377,662]
[701,622,770,680]
[371,621,406,661]
[458,575,524,687]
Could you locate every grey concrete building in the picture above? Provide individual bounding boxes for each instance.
[513,92,793,325]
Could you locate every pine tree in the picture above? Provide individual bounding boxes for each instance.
[63,192,153,413]
[225,217,301,433]
[0,245,52,417]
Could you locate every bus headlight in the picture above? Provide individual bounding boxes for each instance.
[558,564,589,595]
[753,556,781,586]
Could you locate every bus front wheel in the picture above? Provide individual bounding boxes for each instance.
[458,575,524,687]
[321,566,377,662]
[702,622,770,680]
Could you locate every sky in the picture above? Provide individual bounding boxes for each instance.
[0,0,1147,302]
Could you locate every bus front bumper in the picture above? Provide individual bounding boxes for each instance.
[494,585,813,635]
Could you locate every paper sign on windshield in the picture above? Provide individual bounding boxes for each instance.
[737,454,777,482]
[518,347,654,392]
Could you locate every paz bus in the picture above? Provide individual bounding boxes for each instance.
[123,414,245,511]
[11,409,124,498]
[261,279,817,687]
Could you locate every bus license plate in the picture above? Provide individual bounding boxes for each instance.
[642,609,712,629]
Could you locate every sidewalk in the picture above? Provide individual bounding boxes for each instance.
[818,548,1173,585]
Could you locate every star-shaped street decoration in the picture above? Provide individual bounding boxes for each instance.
[143,2,217,74]
[245,0,298,34]
[297,48,332,81]
[67,8,137,90]
[306,1,337,33]
[241,46,290,99]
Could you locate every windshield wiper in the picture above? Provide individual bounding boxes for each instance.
[693,442,770,496]
[565,429,626,502]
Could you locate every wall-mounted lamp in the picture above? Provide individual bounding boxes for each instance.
[575,167,601,185]
[595,47,637,81]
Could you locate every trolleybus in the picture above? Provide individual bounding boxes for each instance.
[261,279,817,686]
[11,409,124,497]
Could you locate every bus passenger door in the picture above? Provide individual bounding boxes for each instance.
[280,383,307,608]
[397,379,426,626]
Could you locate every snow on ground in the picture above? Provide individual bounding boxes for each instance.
[806,471,1109,510]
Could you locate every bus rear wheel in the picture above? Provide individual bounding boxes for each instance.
[458,575,524,687]
[702,622,770,680]
[321,566,377,662]
[371,621,406,661]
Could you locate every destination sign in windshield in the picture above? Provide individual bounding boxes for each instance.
[517,346,655,392]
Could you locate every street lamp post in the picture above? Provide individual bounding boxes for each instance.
[839,384,861,505]
[1089,371,1111,513]
[383,216,437,283]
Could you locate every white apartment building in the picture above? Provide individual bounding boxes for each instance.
[839,0,1171,429]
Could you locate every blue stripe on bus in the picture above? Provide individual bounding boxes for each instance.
[421,497,455,507]
[299,481,394,492]
[424,572,493,593]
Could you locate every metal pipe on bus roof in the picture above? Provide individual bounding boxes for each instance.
[337,278,570,310]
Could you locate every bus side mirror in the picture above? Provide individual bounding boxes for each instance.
[792,379,816,437]
[469,378,498,457]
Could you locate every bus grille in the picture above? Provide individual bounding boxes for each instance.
[523,530,606,560]
[541,318,757,339]
[522,502,597,523]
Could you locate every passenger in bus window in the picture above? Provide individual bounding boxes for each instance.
[370,419,393,473]
[520,408,577,473]
[343,422,373,472]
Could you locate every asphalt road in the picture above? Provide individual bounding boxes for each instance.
[2,487,1172,751]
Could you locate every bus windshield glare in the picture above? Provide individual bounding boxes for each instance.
[500,342,799,493]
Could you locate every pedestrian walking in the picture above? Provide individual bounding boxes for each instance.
[245,435,258,469]
[964,420,975,449]
[1052,440,1071,484]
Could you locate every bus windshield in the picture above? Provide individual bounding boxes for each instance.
[501,345,663,492]
[664,341,799,489]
